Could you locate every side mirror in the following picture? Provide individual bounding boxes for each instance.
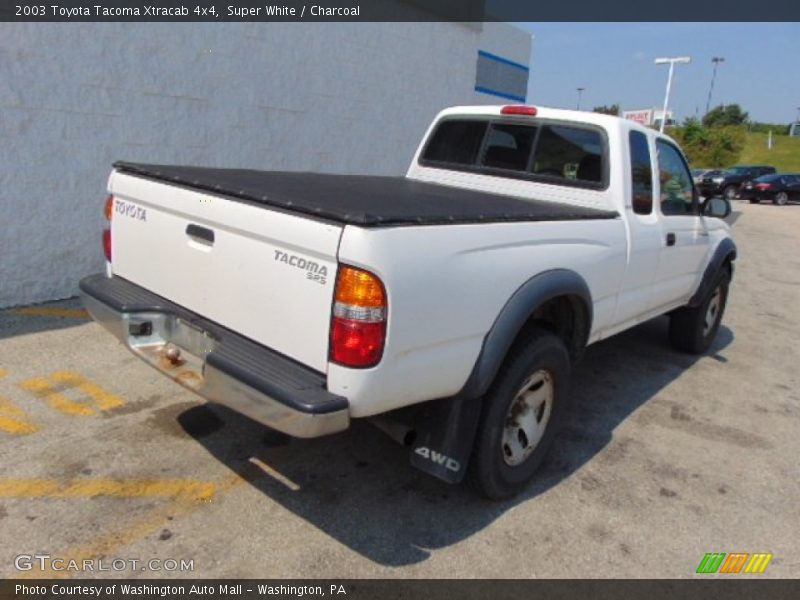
[703,196,732,219]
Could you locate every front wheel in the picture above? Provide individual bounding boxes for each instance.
[774,192,789,206]
[468,327,571,499]
[669,270,730,354]
[723,185,738,200]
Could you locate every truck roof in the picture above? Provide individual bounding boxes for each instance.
[435,104,654,136]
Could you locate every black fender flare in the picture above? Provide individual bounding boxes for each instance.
[688,238,737,307]
[458,268,592,401]
[408,269,592,484]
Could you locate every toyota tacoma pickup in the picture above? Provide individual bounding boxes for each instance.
[80,105,736,499]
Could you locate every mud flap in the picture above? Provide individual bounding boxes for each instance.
[409,396,483,484]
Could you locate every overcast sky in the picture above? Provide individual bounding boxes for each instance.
[514,23,799,124]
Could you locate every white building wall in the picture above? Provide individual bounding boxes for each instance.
[0,22,530,307]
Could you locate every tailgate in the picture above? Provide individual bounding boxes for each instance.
[108,170,343,373]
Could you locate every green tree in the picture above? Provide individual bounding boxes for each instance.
[669,121,746,168]
[702,104,749,127]
[748,121,790,136]
[593,104,620,116]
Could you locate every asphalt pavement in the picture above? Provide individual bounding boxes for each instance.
[0,201,798,578]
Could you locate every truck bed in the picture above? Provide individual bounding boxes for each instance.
[114,162,618,227]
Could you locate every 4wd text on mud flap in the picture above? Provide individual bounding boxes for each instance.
[414,447,461,472]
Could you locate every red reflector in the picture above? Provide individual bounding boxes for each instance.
[102,229,112,261]
[501,105,537,116]
[331,318,386,368]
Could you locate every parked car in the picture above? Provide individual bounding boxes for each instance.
[740,173,800,205]
[80,105,735,499]
[698,165,777,200]
[691,168,723,185]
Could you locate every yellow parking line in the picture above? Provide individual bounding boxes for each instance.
[19,377,95,416]
[18,372,125,415]
[50,371,125,411]
[12,307,89,319]
[18,474,246,579]
[0,396,40,435]
[1,370,41,434]
[0,478,217,500]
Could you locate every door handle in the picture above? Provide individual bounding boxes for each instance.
[666,232,676,247]
[186,223,215,244]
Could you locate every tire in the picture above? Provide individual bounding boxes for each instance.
[749,198,760,204]
[774,192,789,206]
[723,185,738,200]
[669,270,730,354]
[468,327,571,500]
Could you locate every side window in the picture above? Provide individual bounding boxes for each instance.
[481,123,537,172]
[422,120,488,166]
[629,131,653,215]
[532,125,604,183]
[656,140,696,216]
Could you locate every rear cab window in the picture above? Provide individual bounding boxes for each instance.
[422,120,488,166]
[420,117,608,190]
[482,124,537,171]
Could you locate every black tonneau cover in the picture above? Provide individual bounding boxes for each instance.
[114,162,618,227]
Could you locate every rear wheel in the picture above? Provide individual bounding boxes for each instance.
[774,192,789,206]
[669,270,730,354]
[468,327,571,499]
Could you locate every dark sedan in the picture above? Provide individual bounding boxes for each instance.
[698,165,777,199]
[740,173,800,205]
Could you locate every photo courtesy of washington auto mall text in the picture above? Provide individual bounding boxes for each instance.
[1,0,799,599]
[13,584,347,597]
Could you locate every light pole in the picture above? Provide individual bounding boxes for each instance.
[796,106,800,123]
[576,87,585,110]
[704,56,725,116]
[655,56,691,133]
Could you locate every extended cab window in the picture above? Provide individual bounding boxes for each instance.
[481,123,537,171]
[421,118,607,189]
[629,131,653,215]
[532,125,603,183]
[422,120,487,166]
[656,140,696,216]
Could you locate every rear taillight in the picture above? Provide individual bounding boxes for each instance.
[103,194,113,261]
[755,183,772,190]
[330,265,387,368]
[102,229,112,261]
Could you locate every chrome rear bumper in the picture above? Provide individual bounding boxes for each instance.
[80,274,349,438]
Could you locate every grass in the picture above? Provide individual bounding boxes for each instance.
[738,132,800,172]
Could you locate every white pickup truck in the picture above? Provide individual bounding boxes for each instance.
[81,105,736,498]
